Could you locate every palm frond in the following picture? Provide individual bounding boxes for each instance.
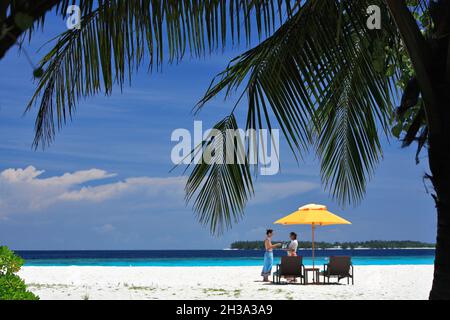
[27,0,294,147]
[196,0,325,155]
[313,1,399,204]
[194,0,400,207]
[185,114,254,235]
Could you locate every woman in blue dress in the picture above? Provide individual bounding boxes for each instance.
[261,229,282,282]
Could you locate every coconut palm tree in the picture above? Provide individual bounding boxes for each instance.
[1,0,450,299]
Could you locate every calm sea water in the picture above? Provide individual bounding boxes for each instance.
[17,249,435,267]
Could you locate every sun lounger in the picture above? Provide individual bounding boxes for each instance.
[273,256,305,284]
[321,256,354,285]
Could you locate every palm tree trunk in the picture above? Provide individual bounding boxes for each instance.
[387,0,450,299]
[428,105,450,300]
[428,13,450,296]
[430,202,450,299]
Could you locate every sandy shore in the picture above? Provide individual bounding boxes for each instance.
[19,265,432,300]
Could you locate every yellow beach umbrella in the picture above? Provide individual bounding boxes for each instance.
[274,204,351,274]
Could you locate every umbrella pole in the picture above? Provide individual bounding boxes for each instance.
[312,223,315,283]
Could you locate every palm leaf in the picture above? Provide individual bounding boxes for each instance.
[185,114,254,234]
[194,0,400,209]
[27,0,294,147]
[313,1,399,204]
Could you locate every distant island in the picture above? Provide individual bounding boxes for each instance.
[230,240,435,250]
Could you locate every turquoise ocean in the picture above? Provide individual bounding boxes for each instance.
[16,249,435,267]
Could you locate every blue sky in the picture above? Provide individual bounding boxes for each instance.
[0,13,436,250]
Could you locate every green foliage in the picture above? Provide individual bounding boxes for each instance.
[0,274,39,300]
[230,240,435,250]
[0,246,39,300]
[389,2,430,143]
[0,245,24,275]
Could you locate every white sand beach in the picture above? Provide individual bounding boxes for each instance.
[19,265,432,300]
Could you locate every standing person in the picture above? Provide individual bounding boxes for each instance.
[261,229,282,282]
[287,232,299,257]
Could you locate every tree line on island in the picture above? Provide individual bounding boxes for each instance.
[230,240,435,250]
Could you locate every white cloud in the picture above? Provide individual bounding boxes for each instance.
[0,166,318,218]
[251,181,318,205]
[0,166,185,216]
[59,176,186,202]
[0,166,116,186]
